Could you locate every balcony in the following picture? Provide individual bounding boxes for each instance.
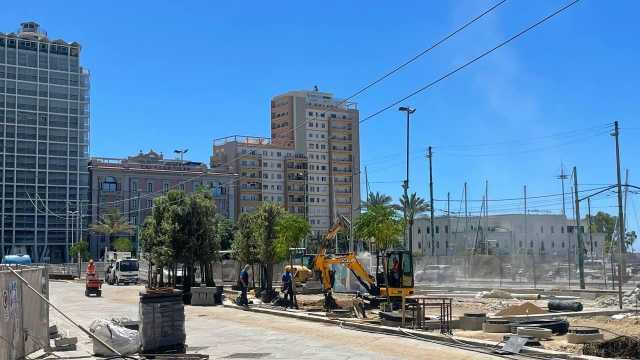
[330,136,352,142]
[332,167,352,174]
[331,146,352,152]
[332,157,352,163]
[287,175,305,181]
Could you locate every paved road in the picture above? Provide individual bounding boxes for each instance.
[49,280,501,359]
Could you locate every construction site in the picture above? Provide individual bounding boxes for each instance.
[2,217,640,360]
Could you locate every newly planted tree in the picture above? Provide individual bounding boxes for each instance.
[232,212,259,287]
[254,202,285,300]
[276,213,311,307]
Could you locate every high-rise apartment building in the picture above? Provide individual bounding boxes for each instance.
[211,136,305,217]
[271,89,360,234]
[0,22,90,262]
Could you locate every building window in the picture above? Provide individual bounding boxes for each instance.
[147,182,153,193]
[426,227,430,234]
[101,176,117,192]
[444,225,448,234]
[540,225,544,233]
[551,241,555,248]
[561,226,564,234]
[163,183,169,193]
[551,226,554,234]
[435,226,439,234]
[561,242,565,248]
[131,180,138,192]
[530,241,534,248]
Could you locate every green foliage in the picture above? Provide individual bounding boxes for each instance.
[354,204,403,253]
[395,192,429,224]
[254,202,285,266]
[139,189,223,288]
[590,211,636,253]
[89,208,134,245]
[112,237,133,252]
[232,212,259,266]
[275,213,311,262]
[215,214,235,250]
[69,241,90,261]
[361,191,393,210]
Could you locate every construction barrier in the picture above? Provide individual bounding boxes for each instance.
[0,266,49,360]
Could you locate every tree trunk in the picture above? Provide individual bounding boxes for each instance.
[251,264,256,289]
[159,266,164,287]
[408,219,414,254]
[266,263,273,291]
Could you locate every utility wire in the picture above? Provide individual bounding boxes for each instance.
[81,2,506,209]
[345,0,507,102]
[360,0,582,124]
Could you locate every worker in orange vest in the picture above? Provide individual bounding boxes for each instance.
[87,259,96,275]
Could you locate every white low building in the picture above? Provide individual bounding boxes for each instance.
[411,214,605,258]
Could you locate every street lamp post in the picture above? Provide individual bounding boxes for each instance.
[398,106,415,253]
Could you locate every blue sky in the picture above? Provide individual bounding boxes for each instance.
[3,1,640,248]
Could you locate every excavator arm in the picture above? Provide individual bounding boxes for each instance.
[313,252,380,296]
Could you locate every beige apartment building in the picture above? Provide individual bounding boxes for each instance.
[271,89,360,234]
[211,88,360,235]
[211,136,307,217]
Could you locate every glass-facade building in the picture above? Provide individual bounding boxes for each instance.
[0,22,89,262]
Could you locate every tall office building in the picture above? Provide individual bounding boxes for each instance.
[271,89,360,234]
[0,22,90,262]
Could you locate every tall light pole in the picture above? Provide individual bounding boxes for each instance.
[398,106,415,253]
[611,121,625,308]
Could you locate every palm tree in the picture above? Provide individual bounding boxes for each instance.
[361,191,393,210]
[90,209,135,251]
[394,193,429,254]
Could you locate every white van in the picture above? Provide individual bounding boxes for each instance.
[106,259,140,285]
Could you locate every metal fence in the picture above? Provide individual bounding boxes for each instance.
[0,266,49,360]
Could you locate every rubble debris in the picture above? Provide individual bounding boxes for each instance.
[594,287,640,308]
[548,299,583,312]
[476,289,513,299]
[495,302,546,316]
[583,336,640,358]
[502,335,541,347]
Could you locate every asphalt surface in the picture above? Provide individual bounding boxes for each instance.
[47,280,503,359]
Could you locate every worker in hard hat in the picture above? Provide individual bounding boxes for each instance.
[87,258,96,275]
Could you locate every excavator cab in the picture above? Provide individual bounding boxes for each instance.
[376,250,414,298]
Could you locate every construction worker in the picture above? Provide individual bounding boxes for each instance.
[281,268,293,307]
[87,259,96,275]
[239,264,250,306]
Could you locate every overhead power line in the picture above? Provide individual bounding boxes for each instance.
[81,2,507,210]
[360,0,582,124]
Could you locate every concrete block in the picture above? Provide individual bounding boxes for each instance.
[191,287,217,306]
[54,337,78,347]
[566,333,604,344]
[517,327,553,339]
[483,322,511,333]
[459,315,486,331]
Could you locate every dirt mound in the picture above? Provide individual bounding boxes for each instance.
[495,302,546,316]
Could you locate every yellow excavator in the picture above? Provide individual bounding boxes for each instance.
[312,215,414,309]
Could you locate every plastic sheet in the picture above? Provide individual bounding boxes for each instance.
[90,319,140,356]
